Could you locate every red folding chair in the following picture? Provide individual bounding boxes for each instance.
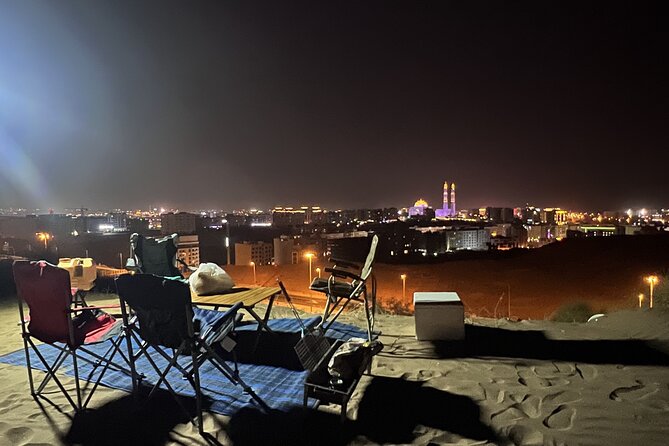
[13,260,132,411]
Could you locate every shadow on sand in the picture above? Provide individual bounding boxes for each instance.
[228,376,504,446]
[62,386,215,446]
[383,324,669,366]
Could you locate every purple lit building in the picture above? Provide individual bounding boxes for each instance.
[435,181,457,218]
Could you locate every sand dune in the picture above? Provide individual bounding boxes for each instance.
[0,293,668,445]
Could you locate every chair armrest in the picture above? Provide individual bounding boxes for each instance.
[325,267,362,281]
[199,302,244,345]
[329,258,359,269]
[70,305,121,313]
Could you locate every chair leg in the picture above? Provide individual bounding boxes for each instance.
[35,348,68,394]
[21,335,35,395]
[28,341,78,410]
[80,339,125,409]
[191,341,204,434]
[71,347,82,411]
[124,327,138,394]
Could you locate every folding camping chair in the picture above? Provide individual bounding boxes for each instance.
[309,235,379,341]
[13,260,130,412]
[126,232,192,277]
[115,273,266,434]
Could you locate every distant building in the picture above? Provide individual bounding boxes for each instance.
[484,207,515,223]
[161,212,200,235]
[569,225,623,237]
[540,208,567,225]
[409,199,432,217]
[107,212,127,231]
[224,213,248,227]
[247,212,273,226]
[272,206,324,226]
[555,210,568,225]
[273,236,297,265]
[177,235,200,267]
[235,241,273,266]
[127,217,150,234]
[435,181,457,218]
[450,228,490,251]
[520,206,541,225]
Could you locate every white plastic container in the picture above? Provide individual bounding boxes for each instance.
[413,292,465,341]
[57,258,97,291]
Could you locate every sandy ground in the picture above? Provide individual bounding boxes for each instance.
[0,293,668,446]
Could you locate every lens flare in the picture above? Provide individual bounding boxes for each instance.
[0,128,48,204]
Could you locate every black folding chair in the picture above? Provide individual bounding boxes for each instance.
[14,260,131,412]
[309,235,379,341]
[126,233,190,277]
[115,273,266,434]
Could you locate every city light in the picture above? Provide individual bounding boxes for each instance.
[400,274,407,300]
[638,293,644,308]
[645,275,659,309]
[304,252,314,287]
[316,267,321,278]
[36,232,51,249]
[250,261,256,284]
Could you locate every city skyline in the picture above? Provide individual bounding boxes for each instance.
[1,1,668,211]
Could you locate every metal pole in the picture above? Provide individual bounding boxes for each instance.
[226,223,231,266]
[307,256,312,288]
[507,283,511,318]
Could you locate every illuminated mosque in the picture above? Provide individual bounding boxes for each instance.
[408,198,430,217]
[409,181,457,218]
[435,181,457,218]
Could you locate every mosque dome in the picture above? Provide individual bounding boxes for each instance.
[414,198,429,207]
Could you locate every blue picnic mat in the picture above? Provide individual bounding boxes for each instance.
[0,318,377,416]
[0,338,316,416]
[237,316,379,341]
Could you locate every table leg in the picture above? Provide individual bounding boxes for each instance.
[249,293,278,352]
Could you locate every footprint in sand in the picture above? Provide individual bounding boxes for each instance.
[517,370,570,388]
[509,392,529,404]
[4,426,34,445]
[490,365,519,378]
[519,395,543,418]
[492,406,528,423]
[575,364,597,380]
[517,370,551,388]
[400,369,443,381]
[532,364,560,378]
[507,424,544,446]
[0,394,21,414]
[543,404,576,430]
[416,369,442,380]
[542,390,582,406]
[609,381,659,402]
[553,362,577,375]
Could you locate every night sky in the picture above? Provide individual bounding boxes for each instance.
[1,1,667,211]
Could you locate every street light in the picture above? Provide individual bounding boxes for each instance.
[645,275,659,309]
[316,267,321,278]
[305,252,314,287]
[638,293,644,308]
[250,261,256,284]
[400,274,407,300]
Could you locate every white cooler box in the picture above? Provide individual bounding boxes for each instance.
[414,292,465,341]
[58,258,97,291]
